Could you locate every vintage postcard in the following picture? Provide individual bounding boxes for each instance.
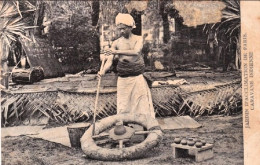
[0,0,259,164]
[241,1,260,165]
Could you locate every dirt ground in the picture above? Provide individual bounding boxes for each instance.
[1,114,243,165]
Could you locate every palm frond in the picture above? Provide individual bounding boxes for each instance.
[225,0,240,9]
[1,35,11,47]
[0,1,16,18]
[13,1,22,18]
[0,1,36,18]
[226,5,239,12]
[0,2,36,54]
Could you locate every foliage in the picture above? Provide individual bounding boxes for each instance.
[0,1,35,18]
[48,14,99,66]
[0,1,36,58]
[38,1,100,72]
[100,0,129,24]
[203,0,240,70]
[215,0,240,36]
[1,17,31,47]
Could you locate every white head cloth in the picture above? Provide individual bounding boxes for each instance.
[115,13,136,28]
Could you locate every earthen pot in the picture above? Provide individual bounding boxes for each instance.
[181,138,187,145]
[195,139,201,143]
[187,138,195,146]
[174,137,181,144]
[195,141,203,148]
[114,122,126,135]
[192,137,198,142]
[201,139,206,146]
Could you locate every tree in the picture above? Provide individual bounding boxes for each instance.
[0,1,36,87]
[91,1,100,26]
[203,0,240,70]
[159,0,170,43]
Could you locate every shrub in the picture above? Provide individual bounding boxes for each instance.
[48,13,100,73]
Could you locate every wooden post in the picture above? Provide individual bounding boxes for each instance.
[119,140,123,149]
[92,59,105,136]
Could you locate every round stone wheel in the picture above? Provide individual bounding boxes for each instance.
[81,114,163,161]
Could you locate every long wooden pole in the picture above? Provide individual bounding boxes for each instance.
[92,58,105,136]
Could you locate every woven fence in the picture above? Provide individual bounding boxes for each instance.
[1,82,241,126]
[179,81,242,116]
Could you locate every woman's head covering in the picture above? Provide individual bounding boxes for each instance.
[115,13,136,28]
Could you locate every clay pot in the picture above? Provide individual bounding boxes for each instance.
[174,137,181,144]
[114,122,126,135]
[192,137,198,142]
[195,139,201,143]
[195,141,203,148]
[187,138,195,146]
[201,139,206,146]
[181,138,187,145]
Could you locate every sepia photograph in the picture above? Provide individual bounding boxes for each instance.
[1,0,254,164]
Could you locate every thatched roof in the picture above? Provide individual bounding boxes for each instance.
[173,1,226,27]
